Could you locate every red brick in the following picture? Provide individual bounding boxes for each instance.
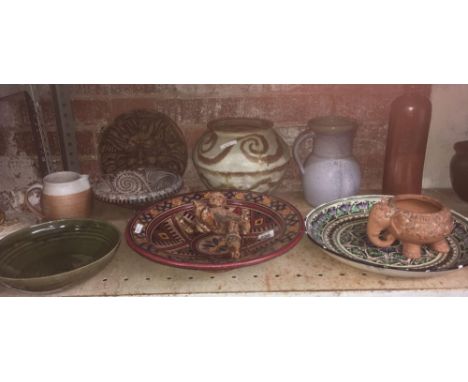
[175,84,237,97]
[333,86,431,124]
[182,161,205,190]
[109,98,158,120]
[110,91,334,126]
[402,84,431,97]
[110,85,177,96]
[79,158,100,176]
[173,84,429,98]
[175,85,273,97]
[71,99,111,128]
[330,85,406,96]
[175,95,334,125]
[354,122,387,141]
[328,84,430,97]
[12,129,95,159]
[39,131,94,157]
[177,97,243,124]
[153,99,183,122]
[360,166,384,191]
[171,84,345,97]
[76,131,96,155]
[13,131,59,157]
[242,94,334,123]
[266,84,336,94]
[109,98,186,124]
[333,93,396,124]
[69,85,110,96]
[182,126,207,150]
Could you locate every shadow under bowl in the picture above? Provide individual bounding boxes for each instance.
[0,219,120,292]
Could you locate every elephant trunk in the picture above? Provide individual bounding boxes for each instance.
[367,227,397,247]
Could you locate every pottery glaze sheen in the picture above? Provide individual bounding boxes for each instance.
[193,118,290,193]
[26,171,92,220]
[383,93,432,194]
[294,116,361,206]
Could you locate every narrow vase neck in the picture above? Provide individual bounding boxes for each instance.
[313,132,354,158]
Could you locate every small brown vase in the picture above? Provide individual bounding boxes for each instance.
[367,194,454,259]
[382,93,432,194]
[450,141,468,202]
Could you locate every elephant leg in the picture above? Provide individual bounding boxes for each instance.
[430,238,450,253]
[402,242,422,259]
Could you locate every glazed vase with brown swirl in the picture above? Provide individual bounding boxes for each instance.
[193,118,290,193]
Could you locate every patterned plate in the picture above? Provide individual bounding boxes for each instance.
[99,110,188,175]
[126,190,304,270]
[92,168,183,207]
[305,195,468,277]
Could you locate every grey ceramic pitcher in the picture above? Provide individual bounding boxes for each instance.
[293,116,361,206]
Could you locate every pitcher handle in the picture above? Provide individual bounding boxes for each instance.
[293,130,315,175]
[25,184,45,219]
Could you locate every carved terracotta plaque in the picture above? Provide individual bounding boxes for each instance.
[99,110,188,175]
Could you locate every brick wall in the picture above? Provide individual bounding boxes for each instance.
[0,84,431,205]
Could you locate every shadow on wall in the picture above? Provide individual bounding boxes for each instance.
[423,84,468,188]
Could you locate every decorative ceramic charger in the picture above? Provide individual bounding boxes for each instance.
[305,195,468,278]
[99,110,188,175]
[92,168,183,207]
[126,190,304,270]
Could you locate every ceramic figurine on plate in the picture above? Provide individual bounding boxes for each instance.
[193,117,290,193]
[367,194,454,259]
[177,192,251,259]
[126,190,304,270]
[294,116,361,206]
[305,195,464,277]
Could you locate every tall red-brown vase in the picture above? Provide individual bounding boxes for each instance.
[382,93,432,194]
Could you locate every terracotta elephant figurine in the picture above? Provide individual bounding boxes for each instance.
[366,195,454,259]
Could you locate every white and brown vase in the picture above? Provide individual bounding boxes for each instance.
[25,171,92,220]
[193,118,290,193]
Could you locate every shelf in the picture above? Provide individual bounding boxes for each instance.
[1,189,468,296]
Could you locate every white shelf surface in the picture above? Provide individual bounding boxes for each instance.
[1,189,468,297]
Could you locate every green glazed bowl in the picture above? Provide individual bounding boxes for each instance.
[0,219,120,292]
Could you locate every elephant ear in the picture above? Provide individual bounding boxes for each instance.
[373,197,393,219]
[381,196,391,205]
[390,212,408,236]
